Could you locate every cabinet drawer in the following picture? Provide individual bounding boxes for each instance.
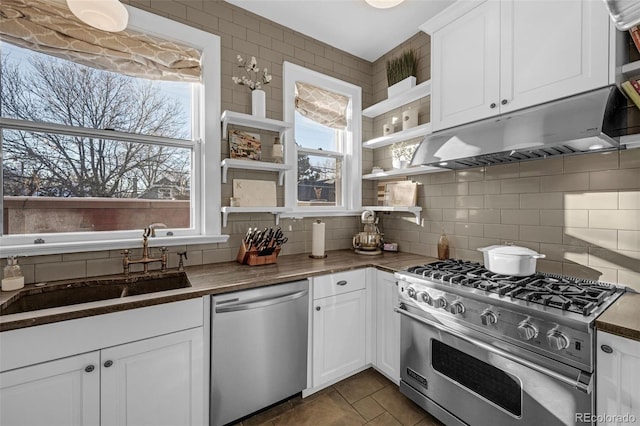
[313,270,365,300]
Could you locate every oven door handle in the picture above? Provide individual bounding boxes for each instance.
[394,306,592,394]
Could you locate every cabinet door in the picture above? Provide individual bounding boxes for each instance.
[313,290,366,387]
[375,271,400,384]
[101,327,204,426]
[0,352,100,426]
[431,0,501,131]
[500,0,610,113]
[596,331,640,425]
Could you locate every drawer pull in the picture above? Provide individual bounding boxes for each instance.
[336,280,348,286]
[85,365,95,373]
[601,345,613,354]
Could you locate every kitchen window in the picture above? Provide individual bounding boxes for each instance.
[0,3,223,256]
[282,62,362,214]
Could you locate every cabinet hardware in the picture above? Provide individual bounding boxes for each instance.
[336,280,348,286]
[104,360,114,368]
[490,103,497,109]
[501,99,508,105]
[316,306,321,311]
[600,345,613,354]
[84,365,95,373]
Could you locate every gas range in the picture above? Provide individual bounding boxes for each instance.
[395,259,625,372]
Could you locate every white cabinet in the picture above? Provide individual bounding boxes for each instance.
[374,270,400,384]
[427,0,610,132]
[101,328,204,426]
[596,331,640,425]
[0,299,205,426]
[311,270,367,388]
[1,352,100,426]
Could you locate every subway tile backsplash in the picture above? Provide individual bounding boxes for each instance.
[381,151,640,291]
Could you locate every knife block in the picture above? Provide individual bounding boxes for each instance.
[236,241,280,266]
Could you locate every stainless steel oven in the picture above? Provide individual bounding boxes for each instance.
[398,305,592,426]
[394,260,624,426]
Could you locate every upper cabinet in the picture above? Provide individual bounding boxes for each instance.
[423,0,612,132]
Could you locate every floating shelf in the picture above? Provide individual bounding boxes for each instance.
[362,80,432,118]
[362,205,422,224]
[362,165,441,180]
[221,206,289,227]
[221,110,292,140]
[363,123,432,149]
[621,60,640,79]
[221,159,291,185]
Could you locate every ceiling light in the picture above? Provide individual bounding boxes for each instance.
[67,0,129,32]
[365,0,405,9]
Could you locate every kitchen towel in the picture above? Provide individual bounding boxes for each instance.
[311,220,325,257]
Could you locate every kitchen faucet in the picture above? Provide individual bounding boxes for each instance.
[121,227,168,275]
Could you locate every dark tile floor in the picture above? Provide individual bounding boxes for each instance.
[235,368,444,426]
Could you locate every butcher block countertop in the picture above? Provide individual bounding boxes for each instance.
[0,250,435,332]
[596,292,640,342]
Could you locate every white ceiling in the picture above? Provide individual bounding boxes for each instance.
[224,0,455,62]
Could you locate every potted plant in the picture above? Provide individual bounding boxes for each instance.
[386,48,418,98]
[390,141,416,169]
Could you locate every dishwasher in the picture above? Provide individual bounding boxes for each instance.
[210,280,308,426]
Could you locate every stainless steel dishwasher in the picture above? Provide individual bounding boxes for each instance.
[210,280,308,426]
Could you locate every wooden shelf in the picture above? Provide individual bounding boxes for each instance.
[221,206,289,227]
[362,205,422,224]
[221,110,292,140]
[221,159,291,185]
[362,80,431,118]
[363,123,432,149]
[621,59,640,80]
[362,165,441,180]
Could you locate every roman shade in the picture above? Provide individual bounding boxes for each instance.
[0,0,201,82]
[295,82,349,129]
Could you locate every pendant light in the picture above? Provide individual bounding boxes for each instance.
[364,0,405,9]
[66,0,129,32]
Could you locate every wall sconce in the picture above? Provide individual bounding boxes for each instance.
[66,0,129,32]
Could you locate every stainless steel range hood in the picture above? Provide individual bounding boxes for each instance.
[411,86,627,169]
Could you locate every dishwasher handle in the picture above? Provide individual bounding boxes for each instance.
[215,290,307,313]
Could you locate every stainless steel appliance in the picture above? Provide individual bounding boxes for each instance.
[210,280,308,426]
[353,210,383,255]
[395,260,625,426]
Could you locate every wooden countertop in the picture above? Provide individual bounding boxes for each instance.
[596,292,640,342]
[0,250,435,332]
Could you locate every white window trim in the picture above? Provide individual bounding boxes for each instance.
[0,5,227,257]
[282,62,362,215]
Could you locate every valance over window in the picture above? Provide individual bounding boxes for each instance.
[0,0,201,82]
[295,81,349,129]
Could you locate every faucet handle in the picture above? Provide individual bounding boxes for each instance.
[159,246,168,254]
[121,249,130,257]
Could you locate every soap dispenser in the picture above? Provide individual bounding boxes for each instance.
[437,230,450,260]
[2,256,25,291]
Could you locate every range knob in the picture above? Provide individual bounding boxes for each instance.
[547,330,570,350]
[407,287,417,299]
[419,292,431,304]
[480,310,498,326]
[432,297,448,309]
[447,301,465,315]
[517,321,538,341]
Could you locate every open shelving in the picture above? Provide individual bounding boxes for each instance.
[362,205,422,224]
[362,165,441,180]
[221,110,292,140]
[362,123,432,149]
[362,80,431,118]
[221,159,291,185]
[221,207,289,227]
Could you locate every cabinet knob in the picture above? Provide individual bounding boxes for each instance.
[601,345,613,354]
[85,365,95,373]
[316,306,321,311]
[490,103,497,109]
[501,99,508,105]
[336,280,348,286]
[104,360,114,368]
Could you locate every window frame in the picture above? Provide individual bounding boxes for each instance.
[0,5,225,257]
[282,62,362,215]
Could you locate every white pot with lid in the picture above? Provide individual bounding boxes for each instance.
[477,245,546,277]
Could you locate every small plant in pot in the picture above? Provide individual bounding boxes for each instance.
[390,141,416,169]
[386,48,418,98]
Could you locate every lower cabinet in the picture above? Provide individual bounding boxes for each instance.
[596,331,640,425]
[375,270,400,383]
[312,270,367,388]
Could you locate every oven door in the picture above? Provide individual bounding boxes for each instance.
[397,306,593,426]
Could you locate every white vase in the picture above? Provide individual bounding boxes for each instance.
[251,89,266,117]
[387,76,416,99]
[402,107,418,131]
[392,159,408,169]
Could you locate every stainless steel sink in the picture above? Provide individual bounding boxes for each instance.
[0,272,191,316]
